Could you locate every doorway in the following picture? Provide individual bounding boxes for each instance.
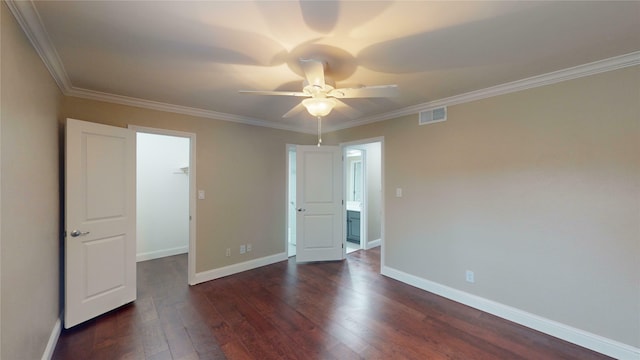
[345,148,364,254]
[286,139,383,258]
[343,139,383,252]
[130,126,197,284]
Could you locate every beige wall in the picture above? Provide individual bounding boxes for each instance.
[62,97,316,272]
[326,66,640,347]
[1,3,63,359]
[3,0,638,350]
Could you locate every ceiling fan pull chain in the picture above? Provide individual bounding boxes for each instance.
[317,116,323,147]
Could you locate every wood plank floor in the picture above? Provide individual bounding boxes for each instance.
[53,248,611,359]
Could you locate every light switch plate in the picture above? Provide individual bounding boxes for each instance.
[198,190,205,200]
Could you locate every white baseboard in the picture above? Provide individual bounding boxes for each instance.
[136,246,188,262]
[365,238,381,250]
[381,265,639,360]
[41,316,62,360]
[193,252,288,285]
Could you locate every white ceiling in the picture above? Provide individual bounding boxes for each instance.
[9,1,640,133]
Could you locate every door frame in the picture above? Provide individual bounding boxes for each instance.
[129,125,197,285]
[344,148,367,250]
[340,137,385,259]
[286,144,296,257]
[286,138,384,262]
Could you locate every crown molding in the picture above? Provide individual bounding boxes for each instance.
[326,51,640,132]
[5,0,72,91]
[6,0,309,134]
[59,51,640,134]
[66,87,307,133]
[8,0,639,135]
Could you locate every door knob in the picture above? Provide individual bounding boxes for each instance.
[297,208,306,212]
[70,230,90,237]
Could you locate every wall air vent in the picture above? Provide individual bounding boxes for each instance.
[419,106,447,125]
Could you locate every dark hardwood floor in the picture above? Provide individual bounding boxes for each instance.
[53,248,611,359]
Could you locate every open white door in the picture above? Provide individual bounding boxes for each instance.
[295,145,344,263]
[65,119,136,328]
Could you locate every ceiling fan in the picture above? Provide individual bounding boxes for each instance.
[239,58,399,119]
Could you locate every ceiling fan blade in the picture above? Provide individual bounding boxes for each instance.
[329,84,399,98]
[333,99,362,118]
[299,59,326,89]
[239,90,308,97]
[282,103,307,118]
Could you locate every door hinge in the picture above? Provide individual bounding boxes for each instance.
[342,200,344,205]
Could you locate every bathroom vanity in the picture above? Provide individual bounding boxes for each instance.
[346,209,361,244]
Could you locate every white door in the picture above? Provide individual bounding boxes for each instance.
[65,118,136,328]
[295,145,344,262]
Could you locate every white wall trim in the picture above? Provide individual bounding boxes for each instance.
[4,0,308,134]
[193,252,288,285]
[328,51,640,132]
[71,87,307,134]
[365,238,381,250]
[136,246,188,262]
[62,51,640,134]
[381,265,640,360]
[7,0,639,135]
[4,0,72,92]
[41,316,62,360]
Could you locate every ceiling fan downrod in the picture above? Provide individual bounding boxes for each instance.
[317,116,322,147]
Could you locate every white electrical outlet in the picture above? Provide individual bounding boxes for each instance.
[247,244,252,252]
[225,248,231,257]
[465,270,475,283]
[240,245,246,254]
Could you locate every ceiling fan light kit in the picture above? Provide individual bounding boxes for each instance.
[302,97,336,117]
[239,58,398,146]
